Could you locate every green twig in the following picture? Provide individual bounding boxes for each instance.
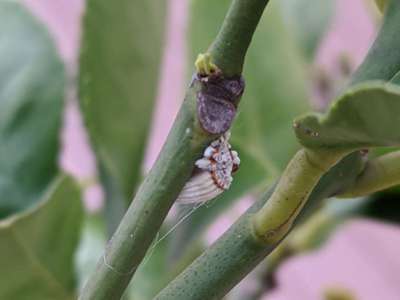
[209,0,270,76]
[265,197,366,281]
[262,155,400,293]
[252,149,345,243]
[79,90,208,300]
[154,187,275,300]
[79,1,269,299]
[265,210,335,275]
[154,151,350,300]
[339,150,400,198]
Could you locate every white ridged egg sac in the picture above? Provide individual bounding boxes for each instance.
[176,171,224,204]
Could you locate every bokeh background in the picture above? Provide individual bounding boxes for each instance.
[15,0,400,299]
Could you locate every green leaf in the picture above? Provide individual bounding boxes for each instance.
[79,0,166,230]
[0,176,83,300]
[390,70,400,85]
[350,0,400,85]
[171,0,310,259]
[279,0,334,61]
[294,82,400,150]
[0,2,65,217]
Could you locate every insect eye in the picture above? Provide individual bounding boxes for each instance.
[232,164,239,173]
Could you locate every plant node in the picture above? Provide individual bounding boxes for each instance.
[195,53,219,75]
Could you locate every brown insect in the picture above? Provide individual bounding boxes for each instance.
[177,132,240,204]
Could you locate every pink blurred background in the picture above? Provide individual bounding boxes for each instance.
[22,0,400,299]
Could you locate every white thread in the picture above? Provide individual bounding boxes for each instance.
[141,201,206,266]
[102,253,136,276]
[141,231,160,266]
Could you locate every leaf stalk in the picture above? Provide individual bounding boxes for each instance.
[252,149,345,244]
[339,150,400,198]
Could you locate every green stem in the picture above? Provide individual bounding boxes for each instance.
[209,0,270,76]
[265,210,334,275]
[338,150,400,198]
[154,187,275,300]
[154,150,349,300]
[79,1,269,299]
[79,89,208,300]
[252,149,344,243]
[265,197,365,279]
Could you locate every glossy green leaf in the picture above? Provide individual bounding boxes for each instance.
[79,0,166,229]
[279,0,334,61]
[350,0,400,85]
[390,70,400,85]
[0,176,83,300]
[295,82,400,150]
[0,2,65,217]
[171,0,310,259]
